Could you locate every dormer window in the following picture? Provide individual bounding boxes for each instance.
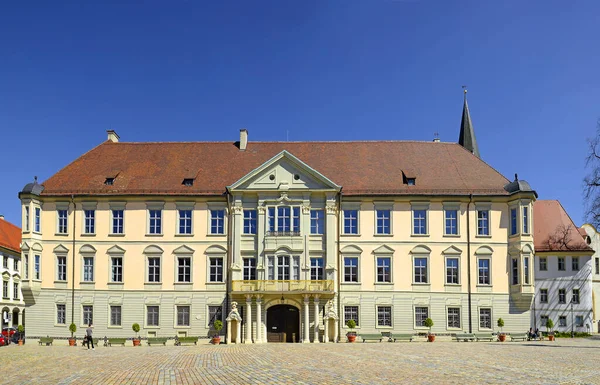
[105,178,115,185]
[407,178,416,186]
[182,178,194,186]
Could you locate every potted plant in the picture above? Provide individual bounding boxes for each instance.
[68,323,77,346]
[424,318,435,342]
[346,319,357,342]
[546,318,555,341]
[17,325,24,346]
[132,323,141,346]
[497,318,506,342]
[212,320,223,345]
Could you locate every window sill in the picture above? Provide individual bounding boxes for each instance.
[33,231,42,236]
[53,280,68,284]
[375,326,393,329]
[206,281,225,285]
[412,283,430,286]
[54,233,69,237]
[146,234,164,237]
[341,282,361,285]
[108,234,126,237]
[374,234,393,237]
[444,283,461,286]
[80,281,95,284]
[107,282,124,285]
[508,234,520,239]
[340,233,361,237]
[174,325,191,329]
[242,234,257,237]
[309,234,324,237]
[175,234,194,237]
[475,235,492,238]
[375,282,394,285]
[443,234,461,238]
[207,233,226,237]
[80,234,96,237]
[174,282,193,285]
[144,282,162,285]
[476,284,492,287]
[107,325,123,329]
[144,326,160,329]
[411,234,430,237]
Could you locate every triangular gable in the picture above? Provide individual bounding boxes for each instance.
[53,244,69,254]
[107,245,126,254]
[173,245,195,254]
[442,245,462,255]
[373,245,395,254]
[228,150,341,191]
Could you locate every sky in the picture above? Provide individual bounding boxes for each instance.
[1,0,599,226]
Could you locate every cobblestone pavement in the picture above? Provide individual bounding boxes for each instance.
[2,339,600,385]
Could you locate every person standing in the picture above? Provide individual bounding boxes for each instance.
[86,323,94,350]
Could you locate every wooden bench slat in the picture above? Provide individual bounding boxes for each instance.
[390,334,413,342]
[175,337,198,346]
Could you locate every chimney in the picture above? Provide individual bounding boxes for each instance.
[0,215,4,220]
[433,132,440,142]
[239,128,248,151]
[107,130,120,143]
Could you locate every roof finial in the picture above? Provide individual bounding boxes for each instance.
[515,173,518,181]
[34,176,38,183]
[462,85,467,100]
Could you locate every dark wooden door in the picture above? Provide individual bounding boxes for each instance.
[266,305,299,343]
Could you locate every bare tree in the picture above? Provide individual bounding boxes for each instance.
[544,224,587,251]
[584,119,600,227]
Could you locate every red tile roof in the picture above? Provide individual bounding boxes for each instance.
[533,200,591,252]
[0,219,21,254]
[39,140,513,196]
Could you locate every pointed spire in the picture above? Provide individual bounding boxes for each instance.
[458,87,480,158]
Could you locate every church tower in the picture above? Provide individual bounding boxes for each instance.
[458,88,480,158]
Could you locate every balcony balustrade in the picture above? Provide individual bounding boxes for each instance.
[265,231,301,236]
[231,279,334,294]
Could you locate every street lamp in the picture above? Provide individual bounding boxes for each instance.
[571,298,574,338]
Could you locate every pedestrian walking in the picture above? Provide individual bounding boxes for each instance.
[86,323,94,350]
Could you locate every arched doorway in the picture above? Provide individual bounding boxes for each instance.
[267,304,299,343]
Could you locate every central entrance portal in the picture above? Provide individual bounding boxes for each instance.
[266,304,299,343]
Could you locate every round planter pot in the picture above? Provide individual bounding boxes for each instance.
[427,335,435,342]
[548,335,555,341]
[68,338,76,346]
[132,339,141,346]
[498,334,506,342]
[18,340,23,346]
[212,336,221,345]
[347,334,357,343]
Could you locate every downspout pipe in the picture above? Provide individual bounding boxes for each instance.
[70,195,76,330]
[225,190,233,336]
[337,189,342,342]
[467,194,473,333]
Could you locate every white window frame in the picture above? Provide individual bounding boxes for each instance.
[56,204,69,235]
[540,288,548,303]
[344,305,359,328]
[447,307,461,330]
[209,208,226,235]
[176,203,194,235]
[110,305,122,327]
[572,288,580,304]
[146,305,160,327]
[56,255,67,282]
[539,257,547,271]
[524,255,530,285]
[572,257,579,271]
[111,209,124,235]
[443,203,460,236]
[343,256,360,283]
[414,306,429,328]
[558,257,566,271]
[148,209,162,235]
[342,204,360,235]
[310,257,324,281]
[477,257,491,286]
[177,256,192,283]
[376,305,392,328]
[411,202,429,236]
[208,257,224,282]
[110,256,124,283]
[34,254,41,280]
[243,209,257,235]
[82,202,97,235]
[558,288,566,304]
[82,256,95,282]
[412,255,429,284]
[375,255,392,283]
[374,204,392,235]
[243,257,257,280]
[522,205,530,235]
[147,256,161,283]
[24,205,30,232]
[266,255,300,280]
[511,257,519,285]
[310,209,325,235]
[445,256,460,285]
[479,308,492,330]
[559,316,567,327]
[34,206,41,233]
[509,206,519,236]
[475,203,492,237]
[56,303,66,325]
[82,305,93,327]
[176,305,191,327]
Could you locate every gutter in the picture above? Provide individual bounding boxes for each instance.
[337,189,342,342]
[467,194,473,333]
[225,189,233,335]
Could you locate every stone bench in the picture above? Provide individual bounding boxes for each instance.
[359,334,383,342]
[453,333,476,342]
[147,337,168,346]
[390,333,414,342]
[38,337,54,346]
[175,337,198,346]
[106,338,127,346]
[474,333,495,342]
[510,333,528,342]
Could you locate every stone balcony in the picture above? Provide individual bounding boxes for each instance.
[231,280,334,294]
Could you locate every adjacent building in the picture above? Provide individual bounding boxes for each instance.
[0,215,25,328]
[580,223,600,333]
[532,200,594,334]
[19,97,539,342]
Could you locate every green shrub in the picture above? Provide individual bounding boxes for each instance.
[497,318,504,333]
[132,323,140,338]
[69,323,77,337]
[346,319,357,330]
[17,324,24,334]
[545,318,554,333]
[213,320,223,333]
[554,331,590,338]
[424,318,434,330]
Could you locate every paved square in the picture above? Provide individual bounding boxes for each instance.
[2,338,600,384]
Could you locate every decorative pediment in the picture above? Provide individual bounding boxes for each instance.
[205,245,227,255]
[32,243,43,252]
[2,271,10,280]
[442,245,462,255]
[143,245,163,254]
[173,245,195,254]
[475,246,494,255]
[79,244,96,254]
[53,244,69,254]
[107,245,126,254]
[410,245,431,254]
[20,242,30,251]
[228,150,341,192]
[522,244,534,254]
[340,245,363,254]
[373,245,395,254]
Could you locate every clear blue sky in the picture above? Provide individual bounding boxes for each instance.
[1,1,599,226]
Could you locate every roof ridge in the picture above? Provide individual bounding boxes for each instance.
[106,140,459,145]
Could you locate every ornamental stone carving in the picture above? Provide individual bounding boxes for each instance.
[326,204,337,214]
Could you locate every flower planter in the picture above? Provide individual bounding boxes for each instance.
[18,340,23,346]
[498,334,506,342]
[548,335,555,341]
[212,336,221,345]
[68,338,76,346]
[132,339,141,346]
[347,334,357,343]
[427,335,435,342]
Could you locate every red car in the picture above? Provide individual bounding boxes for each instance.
[0,335,7,346]
[1,327,16,338]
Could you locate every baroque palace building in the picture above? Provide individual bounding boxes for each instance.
[19,95,538,343]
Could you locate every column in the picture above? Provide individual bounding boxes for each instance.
[245,295,252,343]
[255,295,262,343]
[313,296,320,343]
[324,316,329,343]
[303,295,310,343]
[226,319,232,344]
[334,319,339,343]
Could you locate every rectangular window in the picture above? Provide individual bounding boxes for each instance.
[524,257,530,285]
[35,207,41,232]
[572,288,580,304]
[243,258,256,281]
[83,305,93,325]
[292,207,300,233]
[111,257,123,283]
[445,209,458,235]
[177,257,191,282]
[576,315,584,327]
[57,304,66,324]
[57,209,68,234]
[177,306,190,326]
[310,258,324,281]
[413,209,427,235]
[310,210,324,235]
[377,306,392,327]
[110,306,122,326]
[83,257,94,282]
[510,208,518,236]
[447,307,460,329]
[3,256,7,268]
[57,256,67,281]
[148,257,160,282]
[414,257,428,284]
[13,260,18,272]
[540,289,548,303]
[147,306,159,326]
[24,255,29,279]
[446,258,459,284]
[479,308,492,329]
[277,256,290,280]
[415,307,428,327]
[343,210,358,234]
[512,258,519,285]
[344,306,359,327]
[539,257,547,271]
[558,257,565,271]
[277,207,291,232]
[559,289,566,304]
[376,209,391,235]
[522,206,529,234]
[112,210,124,234]
[84,210,95,234]
[2,282,7,298]
[34,254,40,280]
[208,306,222,326]
[572,257,579,271]
[477,210,489,236]
[559,316,567,327]
[210,209,225,234]
[344,257,358,282]
[25,206,30,232]
[540,315,548,329]
[267,207,275,232]
[178,210,192,234]
[149,210,162,234]
[209,258,223,282]
[13,283,18,300]
[376,257,391,283]
[596,258,599,275]
[243,210,257,235]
